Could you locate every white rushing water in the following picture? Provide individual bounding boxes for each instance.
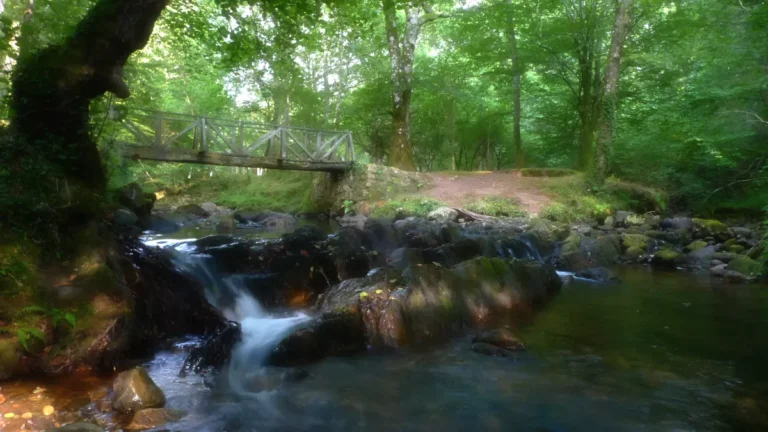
[146,238,310,396]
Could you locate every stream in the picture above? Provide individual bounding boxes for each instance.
[3,229,768,431]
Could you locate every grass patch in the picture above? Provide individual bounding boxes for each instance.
[369,198,445,218]
[540,175,666,224]
[465,197,527,217]
[520,168,577,178]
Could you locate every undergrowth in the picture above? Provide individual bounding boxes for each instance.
[465,197,527,217]
[540,175,666,224]
[369,198,445,218]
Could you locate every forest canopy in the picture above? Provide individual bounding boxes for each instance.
[0,0,765,215]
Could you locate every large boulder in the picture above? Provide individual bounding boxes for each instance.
[275,257,560,361]
[586,235,621,266]
[727,257,762,277]
[558,234,590,271]
[338,214,368,230]
[200,202,218,214]
[112,367,166,413]
[427,207,459,224]
[114,208,139,227]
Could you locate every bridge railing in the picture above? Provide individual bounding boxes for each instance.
[110,108,355,163]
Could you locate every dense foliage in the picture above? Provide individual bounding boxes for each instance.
[0,0,765,215]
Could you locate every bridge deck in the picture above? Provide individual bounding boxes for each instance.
[112,108,354,172]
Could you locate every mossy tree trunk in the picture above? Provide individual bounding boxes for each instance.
[4,0,168,234]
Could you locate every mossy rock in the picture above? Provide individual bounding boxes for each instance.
[561,234,581,255]
[625,214,645,226]
[651,249,681,267]
[712,252,741,263]
[623,247,644,260]
[693,218,729,237]
[728,245,746,254]
[727,257,762,276]
[684,240,709,252]
[723,239,738,248]
[621,234,648,251]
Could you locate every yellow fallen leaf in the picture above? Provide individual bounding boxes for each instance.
[359,292,369,298]
[375,289,383,294]
[43,406,55,416]
[4,413,15,419]
[22,412,32,419]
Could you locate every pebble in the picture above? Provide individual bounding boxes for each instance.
[43,405,55,416]
[22,412,32,419]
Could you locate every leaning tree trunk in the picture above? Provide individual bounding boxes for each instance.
[9,0,169,193]
[592,0,633,186]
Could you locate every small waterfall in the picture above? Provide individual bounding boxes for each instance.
[145,238,310,395]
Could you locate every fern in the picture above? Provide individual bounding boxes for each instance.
[16,327,45,352]
[14,305,47,319]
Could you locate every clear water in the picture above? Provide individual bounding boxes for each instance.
[137,266,768,432]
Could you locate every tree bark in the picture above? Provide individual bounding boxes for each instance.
[17,0,34,59]
[592,0,633,185]
[382,0,422,171]
[506,0,524,168]
[9,0,168,192]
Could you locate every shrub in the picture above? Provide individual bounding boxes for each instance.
[465,197,526,217]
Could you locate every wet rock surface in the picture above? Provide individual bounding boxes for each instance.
[111,367,166,413]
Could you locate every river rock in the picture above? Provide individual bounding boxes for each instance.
[389,248,425,271]
[472,329,525,351]
[651,249,681,268]
[114,208,138,227]
[427,207,459,224]
[727,257,762,276]
[621,234,648,251]
[338,214,368,230]
[112,367,166,413]
[623,246,644,261]
[724,270,749,283]
[693,218,730,241]
[603,216,615,227]
[49,422,105,432]
[234,210,297,228]
[615,211,629,225]
[200,202,218,214]
[575,267,620,283]
[684,240,708,252]
[710,264,728,276]
[712,252,741,263]
[176,203,210,218]
[471,342,517,358]
[625,214,645,226]
[731,227,753,239]
[645,214,661,228]
[117,182,156,219]
[125,408,185,430]
[661,217,693,231]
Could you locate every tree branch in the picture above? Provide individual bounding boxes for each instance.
[722,110,768,125]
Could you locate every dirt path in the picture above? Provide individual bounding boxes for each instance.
[423,171,555,214]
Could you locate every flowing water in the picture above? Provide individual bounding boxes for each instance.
[3,238,768,431]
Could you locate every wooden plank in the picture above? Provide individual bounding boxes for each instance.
[122,118,152,145]
[117,144,352,172]
[313,134,339,159]
[320,134,347,160]
[206,120,238,154]
[201,117,208,152]
[247,128,280,153]
[164,119,198,148]
[285,130,314,159]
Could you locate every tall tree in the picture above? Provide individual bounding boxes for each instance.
[381,0,445,171]
[505,0,523,168]
[591,0,633,185]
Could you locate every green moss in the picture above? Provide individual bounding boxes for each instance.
[622,234,648,250]
[728,257,762,276]
[540,175,665,223]
[369,198,445,218]
[623,247,644,260]
[693,218,729,236]
[652,249,681,267]
[465,197,527,217]
[684,240,709,252]
[728,245,746,254]
[561,234,581,255]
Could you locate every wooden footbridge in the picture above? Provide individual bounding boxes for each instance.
[112,108,355,172]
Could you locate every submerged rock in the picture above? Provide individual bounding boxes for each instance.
[49,423,105,432]
[125,408,185,430]
[472,328,525,351]
[112,367,166,413]
[243,368,309,393]
[575,267,620,283]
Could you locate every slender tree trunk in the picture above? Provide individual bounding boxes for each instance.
[506,1,524,168]
[592,0,633,185]
[576,46,595,171]
[17,0,34,60]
